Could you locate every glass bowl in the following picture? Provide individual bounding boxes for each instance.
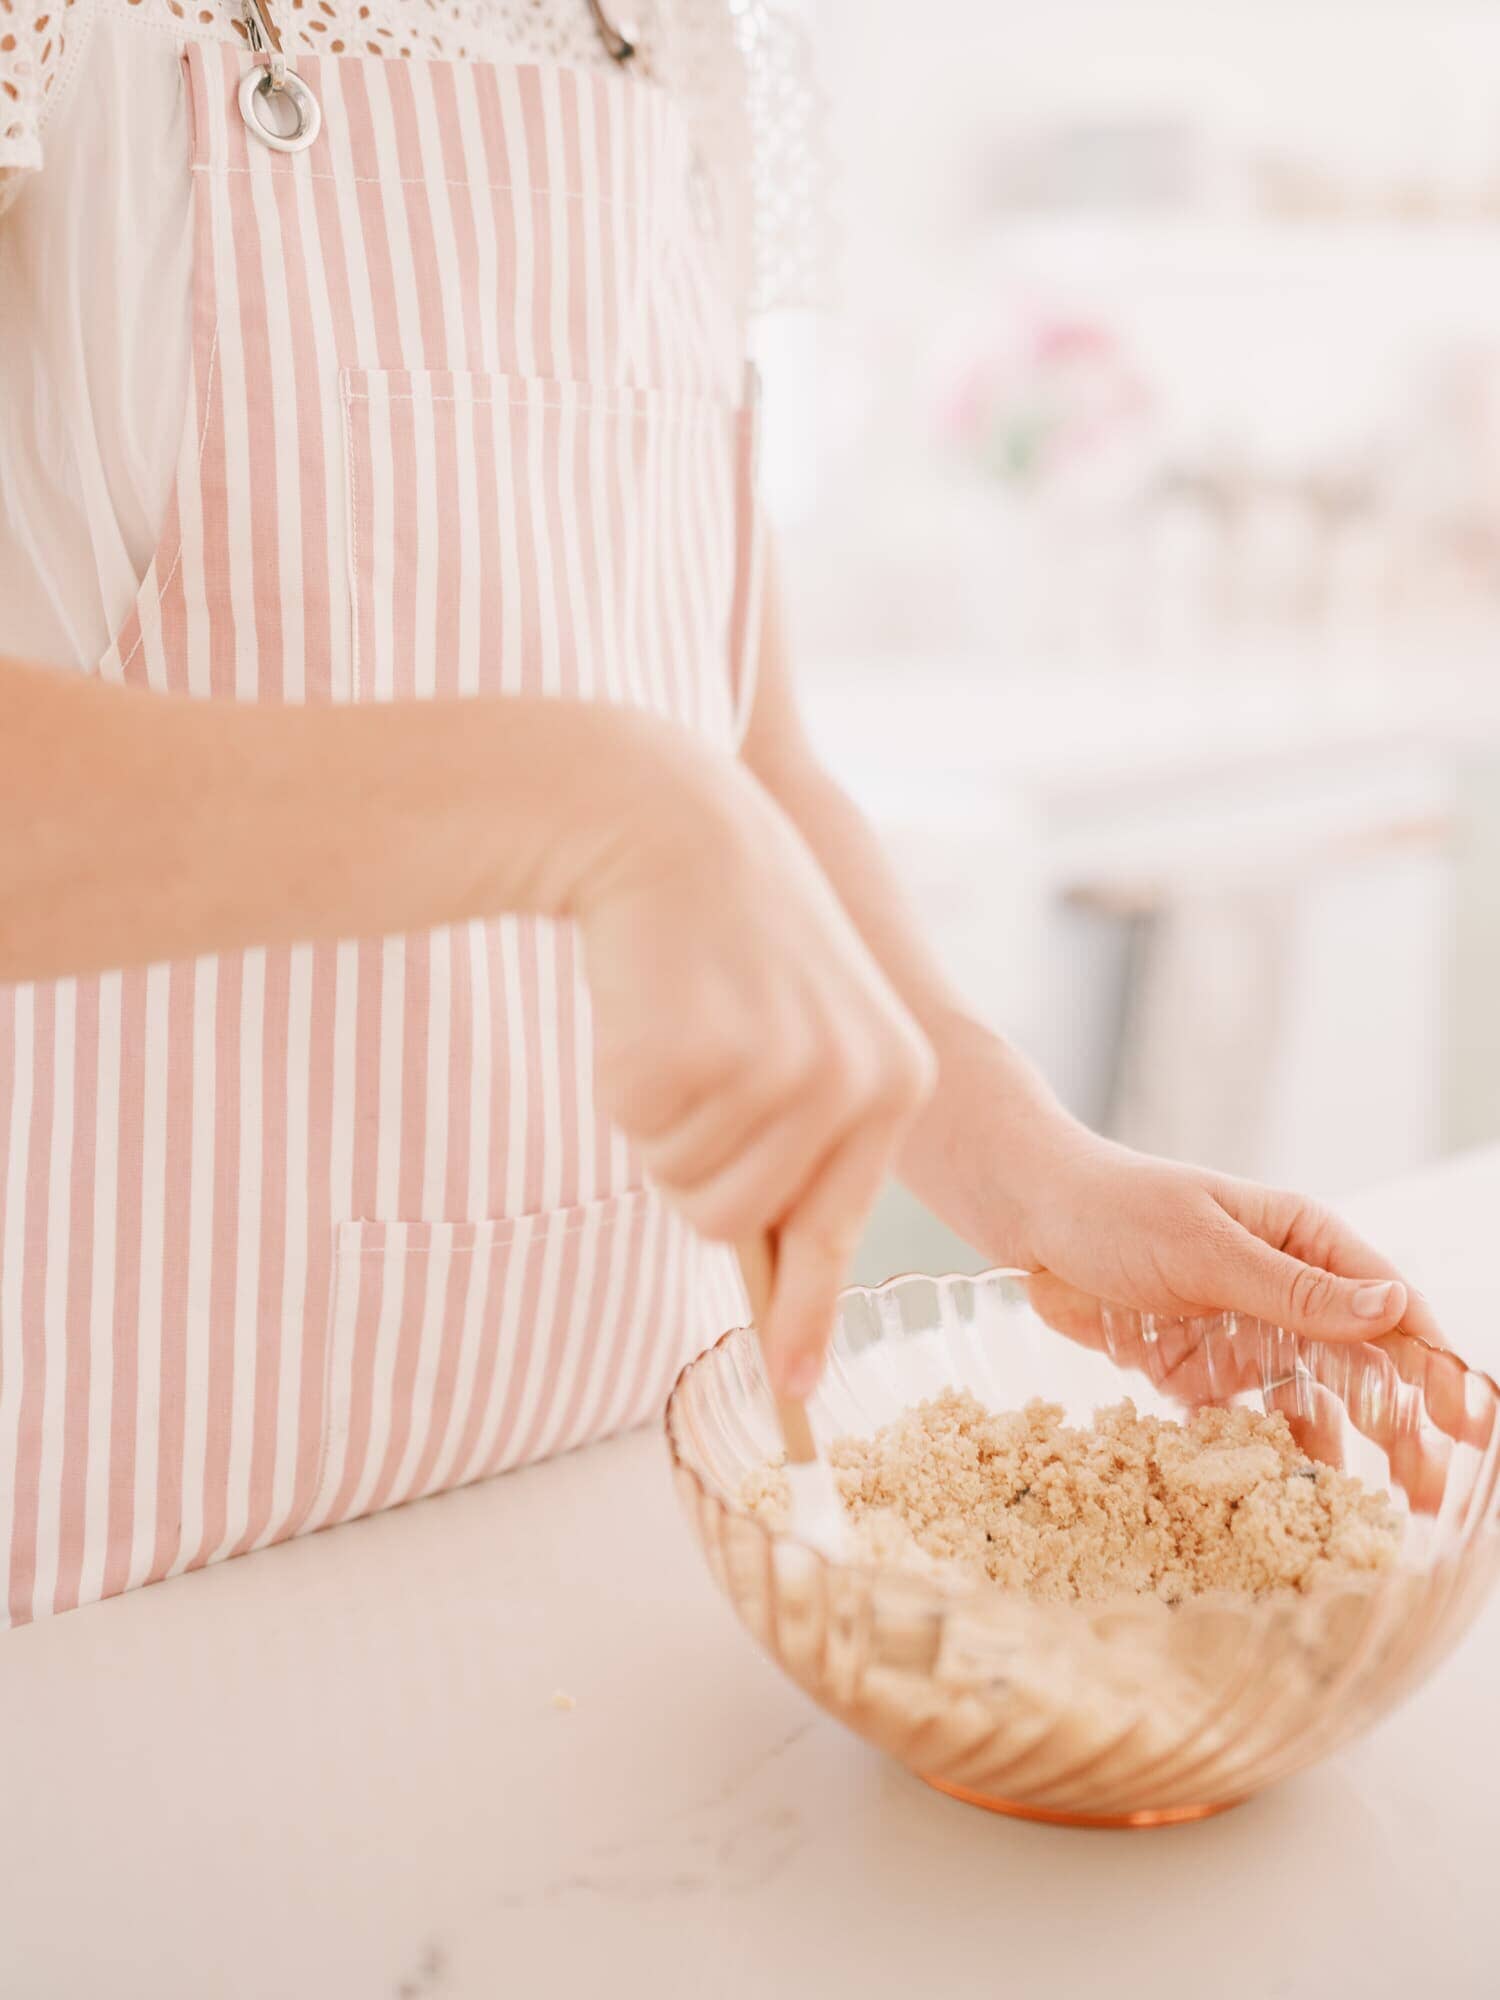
[665,1269,1500,1828]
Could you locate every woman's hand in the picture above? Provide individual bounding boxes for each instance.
[1018,1131,1438,1348]
[0,650,929,1395]
[1018,1134,1471,1515]
[573,720,936,1398]
[732,547,1436,1391]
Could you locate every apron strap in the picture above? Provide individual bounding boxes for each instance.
[729,361,767,748]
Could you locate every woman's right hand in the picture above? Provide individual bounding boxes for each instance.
[1,651,928,1393]
[574,716,935,1398]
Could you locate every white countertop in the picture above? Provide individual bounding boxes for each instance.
[5,1149,1499,2000]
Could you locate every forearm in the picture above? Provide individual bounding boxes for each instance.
[0,656,675,982]
[740,575,1087,1266]
[753,745,1085,1256]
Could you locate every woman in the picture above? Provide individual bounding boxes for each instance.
[0,0,1425,1627]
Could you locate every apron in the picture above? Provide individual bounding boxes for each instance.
[0,16,763,1626]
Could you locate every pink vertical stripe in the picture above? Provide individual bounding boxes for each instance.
[189,951,243,1571]
[397,935,432,1219]
[98,970,146,1605]
[325,1240,390,1526]
[285,941,340,1538]
[146,966,195,1584]
[230,948,291,1559]
[428,65,487,371]
[51,977,99,1615]
[8,983,56,1622]
[401,1230,474,1501]
[385,64,452,366]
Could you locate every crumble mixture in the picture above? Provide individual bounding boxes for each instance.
[743,1390,1400,1603]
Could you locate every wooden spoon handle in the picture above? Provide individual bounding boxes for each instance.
[737,1234,817,1466]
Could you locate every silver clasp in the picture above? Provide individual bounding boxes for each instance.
[585,0,639,66]
[239,0,322,154]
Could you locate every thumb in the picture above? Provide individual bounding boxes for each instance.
[1222,1231,1407,1342]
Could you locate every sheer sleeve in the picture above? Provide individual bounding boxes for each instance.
[1,0,44,184]
[663,0,831,318]
[1,0,86,216]
[736,1,832,314]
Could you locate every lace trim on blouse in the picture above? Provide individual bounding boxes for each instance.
[0,0,827,312]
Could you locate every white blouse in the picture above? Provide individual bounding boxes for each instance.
[0,0,819,675]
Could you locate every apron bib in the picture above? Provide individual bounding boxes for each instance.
[0,32,761,1626]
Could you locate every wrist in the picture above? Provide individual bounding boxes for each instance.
[552,704,740,920]
[900,1009,1098,1268]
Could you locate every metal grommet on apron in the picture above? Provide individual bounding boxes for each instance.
[238,0,322,153]
[235,0,632,152]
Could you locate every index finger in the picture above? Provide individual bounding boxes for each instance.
[1227,1186,1448,1349]
[762,1119,901,1400]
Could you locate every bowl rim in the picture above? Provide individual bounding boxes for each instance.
[662,1262,1500,1603]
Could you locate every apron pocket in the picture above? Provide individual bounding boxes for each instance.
[339,367,740,736]
[310,1188,745,1529]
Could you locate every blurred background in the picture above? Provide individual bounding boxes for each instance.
[750,0,1500,1279]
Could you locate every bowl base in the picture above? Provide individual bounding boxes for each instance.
[920,1773,1247,1830]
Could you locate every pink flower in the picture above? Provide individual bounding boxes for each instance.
[930,305,1154,487]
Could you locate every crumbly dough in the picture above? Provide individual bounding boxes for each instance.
[744,1390,1399,1604]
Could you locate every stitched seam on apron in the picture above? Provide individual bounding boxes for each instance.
[341,390,725,416]
[113,327,221,681]
[341,1188,652,1251]
[190,163,655,210]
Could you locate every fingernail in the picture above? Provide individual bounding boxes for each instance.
[782,1350,822,1399]
[1353,1281,1398,1321]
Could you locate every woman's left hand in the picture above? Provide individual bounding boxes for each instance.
[1010,1130,1470,1514]
[1016,1130,1443,1350]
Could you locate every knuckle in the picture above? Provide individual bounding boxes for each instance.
[677,1029,747,1098]
[677,1181,757,1244]
[892,1034,937,1108]
[1295,1202,1343,1264]
[1288,1264,1335,1322]
[812,1033,859,1104]
[782,1037,830,1109]
[790,1217,859,1272]
[867,1051,928,1123]
[667,1042,764,1121]
[1180,1202,1225,1261]
[914,1042,939,1101]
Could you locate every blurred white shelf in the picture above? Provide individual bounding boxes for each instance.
[802,657,1474,1188]
[802,657,1500,829]
[994,215,1500,295]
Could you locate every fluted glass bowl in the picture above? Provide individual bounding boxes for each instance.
[665,1270,1500,1828]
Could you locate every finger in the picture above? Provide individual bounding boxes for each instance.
[592,1028,742,1144]
[1274,1385,1347,1475]
[1284,1213,1447,1350]
[1025,1273,1111,1353]
[1215,1183,1444,1347]
[642,1043,810,1195]
[762,1119,902,1398]
[1033,1263,1456,1507]
[1192,1218,1407,1343]
[647,1087,844,1246]
[1027,1275,1255,1407]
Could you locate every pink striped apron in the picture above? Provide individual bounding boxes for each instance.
[0,32,760,1626]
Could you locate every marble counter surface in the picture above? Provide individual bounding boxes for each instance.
[3,1149,1498,1999]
